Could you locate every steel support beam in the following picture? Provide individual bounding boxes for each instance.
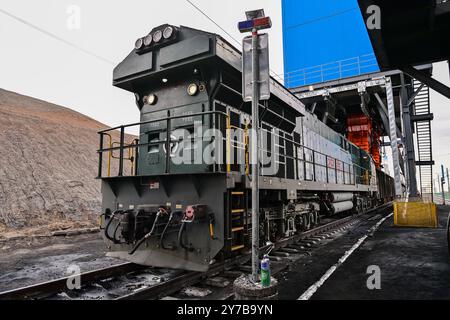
[400,73,418,197]
[373,93,403,139]
[400,66,450,100]
[385,78,403,197]
[407,83,425,107]
[411,113,434,122]
[374,92,406,176]
[416,161,435,166]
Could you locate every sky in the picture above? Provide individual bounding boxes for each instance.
[0,0,449,185]
[0,0,284,128]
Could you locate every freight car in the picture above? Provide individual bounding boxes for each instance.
[98,25,394,271]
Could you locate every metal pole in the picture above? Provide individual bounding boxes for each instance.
[447,168,450,194]
[442,175,446,205]
[118,126,125,177]
[442,165,446,205]
[442,181,446,205]
[98,133,104,178]
[437,174,441,193]
[251,27,260,283]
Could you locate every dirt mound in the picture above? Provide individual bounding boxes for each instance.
[0,89,111,235]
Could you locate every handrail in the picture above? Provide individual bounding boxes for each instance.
[226,114,231,173]
[284,53,379,87]
[257,125,370,178]
[97,110,374,186]
[104,133,113,177]
[284,53,377,78]
[98,110,226,177]
[98,110,228,134]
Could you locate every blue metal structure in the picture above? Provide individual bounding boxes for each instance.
[282,0,379,87]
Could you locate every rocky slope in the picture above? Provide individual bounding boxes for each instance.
[0,89,120,236]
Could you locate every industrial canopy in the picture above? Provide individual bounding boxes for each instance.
[358,0,450,68]
[358,0,450,99]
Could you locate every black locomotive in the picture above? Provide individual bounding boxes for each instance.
[98,25,394,271]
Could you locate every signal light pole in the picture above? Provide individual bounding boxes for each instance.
[238,9,272,284]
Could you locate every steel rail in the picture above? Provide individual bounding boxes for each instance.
[0,262,143,300]
[0,202,392,300]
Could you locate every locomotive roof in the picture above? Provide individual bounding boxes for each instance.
[113,24,306,118]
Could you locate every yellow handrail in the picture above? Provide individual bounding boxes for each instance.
[104,133,113,177]
[226,115,231,173]
[129,139,139,176]
[106,138,138,177]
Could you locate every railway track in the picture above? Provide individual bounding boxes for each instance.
[0,203,392,300]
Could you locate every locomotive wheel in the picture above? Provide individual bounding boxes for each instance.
[308,212,317,227]
[303,213,311,230]
[310,211,319,226]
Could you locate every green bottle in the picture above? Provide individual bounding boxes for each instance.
[260,254,271,287]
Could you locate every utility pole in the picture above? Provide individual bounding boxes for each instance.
[442,165,446,205]
[438,174,442,193]
[238,9,271,283]
[446,167,449,194]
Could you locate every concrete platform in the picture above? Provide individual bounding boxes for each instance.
[278,205,450,300]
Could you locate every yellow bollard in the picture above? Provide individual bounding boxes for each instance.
[393,200,438,228]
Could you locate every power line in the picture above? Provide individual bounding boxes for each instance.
[0,8,115,65]
[2,5,285,80]
[184,0,284,82]
[185,0,241,46]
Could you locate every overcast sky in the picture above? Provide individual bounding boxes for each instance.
[1,0,449,183]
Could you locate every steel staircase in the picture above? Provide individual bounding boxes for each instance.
[413,79,434,202]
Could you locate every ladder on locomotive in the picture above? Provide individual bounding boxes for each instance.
[225,106,250,252]
[228,190,249,252]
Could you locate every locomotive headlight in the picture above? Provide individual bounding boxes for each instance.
[147,94,157,105]
[135,38,144,50]
[187,83,199,96]
[153,30,163,43]
[163,26,174,39]
[144,94,157,105]
[143,34,153,46]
